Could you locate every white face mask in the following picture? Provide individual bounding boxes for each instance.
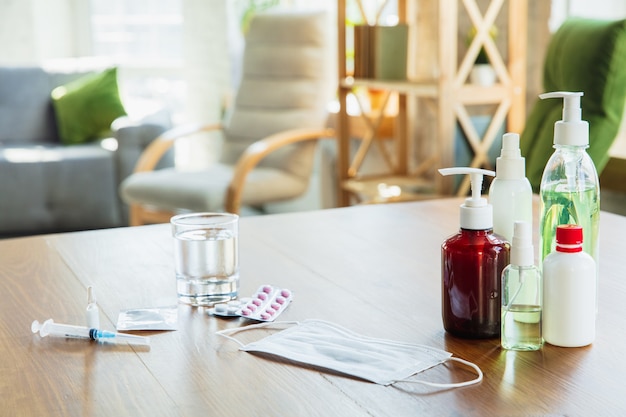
[218,319,482,388]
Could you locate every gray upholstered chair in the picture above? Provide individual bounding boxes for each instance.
[120,9,335,225]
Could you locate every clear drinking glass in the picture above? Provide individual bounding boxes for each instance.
[171,213,239,306]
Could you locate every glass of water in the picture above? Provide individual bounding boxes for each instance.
[171,213,239,306]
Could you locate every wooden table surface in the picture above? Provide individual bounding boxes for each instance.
[2,198,625,416]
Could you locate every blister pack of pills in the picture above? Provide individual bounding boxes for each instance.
[208,285,293,322]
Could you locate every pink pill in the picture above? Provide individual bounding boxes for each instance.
[241,308,252,316]
[265,308,275,315]
[262,285,273,294]
[281,289,291,298]
[275,296,285,305]
[271,303,281,310]
[258,293,269,301]
[261,313,270,320]
[247,304,257,312]
[253,299,262,306]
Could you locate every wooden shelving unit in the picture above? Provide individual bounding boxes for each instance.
[336,0,527,206]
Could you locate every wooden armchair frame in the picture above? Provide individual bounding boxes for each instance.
[128,124,335,226]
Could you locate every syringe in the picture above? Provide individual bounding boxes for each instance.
[31,319,150,346]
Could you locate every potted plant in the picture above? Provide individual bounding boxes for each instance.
[468,26,497,86]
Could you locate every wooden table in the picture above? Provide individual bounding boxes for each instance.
[2,198,625,416]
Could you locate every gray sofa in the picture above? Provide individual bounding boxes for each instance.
[0,66,171,236]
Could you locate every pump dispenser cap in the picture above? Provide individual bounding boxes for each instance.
[539,91,589,147]
[496,133,525,180]
[438,167,495,230]
[511,221,534,266]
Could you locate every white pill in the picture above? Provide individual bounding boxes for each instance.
[214,304,228,313]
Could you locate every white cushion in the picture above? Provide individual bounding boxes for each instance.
[220,9,334,178]
[121,163,308,212]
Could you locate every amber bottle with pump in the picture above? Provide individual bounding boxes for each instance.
[439,168,510,339]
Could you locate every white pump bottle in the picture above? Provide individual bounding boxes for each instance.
[489,132,533,242]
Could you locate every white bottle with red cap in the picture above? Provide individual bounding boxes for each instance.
[542,224,596,347]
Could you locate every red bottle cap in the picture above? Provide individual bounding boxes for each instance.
[556,224,583,253]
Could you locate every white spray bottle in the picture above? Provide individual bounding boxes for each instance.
[489,132,533,242]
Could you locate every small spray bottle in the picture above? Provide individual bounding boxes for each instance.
[439,168,510,339]
[489,132,533,242]
[501,221,542,351]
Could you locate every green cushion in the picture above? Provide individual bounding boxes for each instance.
[521,18,626,191]
[51,67,126,145]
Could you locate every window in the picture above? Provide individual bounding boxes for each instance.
[85,0,185,120]
[88,0,183,67]
[550,0,626,31]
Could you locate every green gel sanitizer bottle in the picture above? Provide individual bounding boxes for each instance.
[538,92,600,272]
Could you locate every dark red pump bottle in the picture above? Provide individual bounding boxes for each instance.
[439,168,510,339]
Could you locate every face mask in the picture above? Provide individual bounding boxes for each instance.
[217,319,482,388]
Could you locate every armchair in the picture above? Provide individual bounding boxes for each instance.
[120,9,335,225]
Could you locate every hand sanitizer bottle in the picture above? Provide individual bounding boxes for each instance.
[501,221,542,351]
[543,225,596,347]
[489,132,533,243]
[439,168,510,339]
[538,92,600,268]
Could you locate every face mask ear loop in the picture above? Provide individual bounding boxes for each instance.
[216,320,300,348]
[396,357,483,388]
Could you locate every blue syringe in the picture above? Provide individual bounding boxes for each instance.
[31,319,150,346]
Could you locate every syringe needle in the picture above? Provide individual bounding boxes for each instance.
[94,329,151,346]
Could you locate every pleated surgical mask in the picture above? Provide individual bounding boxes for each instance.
[217,319,482,388]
